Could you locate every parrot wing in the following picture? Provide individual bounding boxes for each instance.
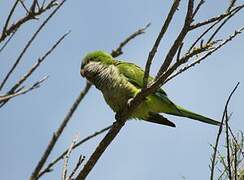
[115,61,167,96]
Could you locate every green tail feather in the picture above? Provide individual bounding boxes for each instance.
[166,105,220,126]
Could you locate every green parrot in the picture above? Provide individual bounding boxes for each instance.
[80,50,220,127]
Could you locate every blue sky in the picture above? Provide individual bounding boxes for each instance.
[1,1,244,180]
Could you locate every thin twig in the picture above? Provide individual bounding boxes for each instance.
[143,0,181,88]
[210,82,240,180]
[19,0,30,14]
[165,27,244,83]
[155,0,194,79]
[192,0,205,18]
[68,155,85,180]
[188,19,221,52]
[207,5,244,43]
[227,0,237,12]
[37,124,111,178]
[76,120,125,180]
[62,135,79,180]
[188,4,244,52]
[1,0,19,38]
[41,0,48,9]
[228,127,244,157]
[0,31,16,54]
[0,31,69,108]
[0,0,58,42]
[30,81,91,180]
[10,31,70,94]
[176,42,184,62]
[111,23,151,58]
[0,76,48,102]
[234,144,238,180]
[191,13,230,30]
[225,112,232,179]
[0,0,66,91]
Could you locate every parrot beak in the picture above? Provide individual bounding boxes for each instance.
[80,69,85,77]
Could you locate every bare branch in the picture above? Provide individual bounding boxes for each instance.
[38,124,111,178]
[188,4,244,52]
[76,121,125,180]
[234,144,237,180]
[0,31,69,108]
[176,42,184,62]
[225,112,232,179]
[62,135,79,180]
[111,23,151,58]
[192,0,205,18]
[19,0,30,14]
[68,155,85,180]
[0,31,16,54]
[0,76,48,102]
[11,31,69,94]
[155,0,194,79]
[2,0,19,38]
[0,0,67,91]
[210,82,240,180]
[191,2,243,31]
[228,127,244,157]
[165,27,244,83]
[143,0,181,88]
[207,5,244,43]
[190,13,230,30]
[227,0,237,12]
[30,81,91,180]
[0,0,59,42]
[41,0,48,9]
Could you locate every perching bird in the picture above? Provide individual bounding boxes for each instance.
[80,51,220,127]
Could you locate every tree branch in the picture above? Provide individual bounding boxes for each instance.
[0,76,48,102]
[210,82,240,180]
[29,81,91,180]
[0,0,58,42]
[0,0,67,91]
[62,135,79,180]
[37,124,111,179]
[143,0,181,88]
[165,27,244,83]
[0,31,69,107]
[155,0,194,78]
[111,23,151,58]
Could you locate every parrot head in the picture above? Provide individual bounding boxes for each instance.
[80,51,114,78]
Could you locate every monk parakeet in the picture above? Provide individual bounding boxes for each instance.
[80,51,220,127]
